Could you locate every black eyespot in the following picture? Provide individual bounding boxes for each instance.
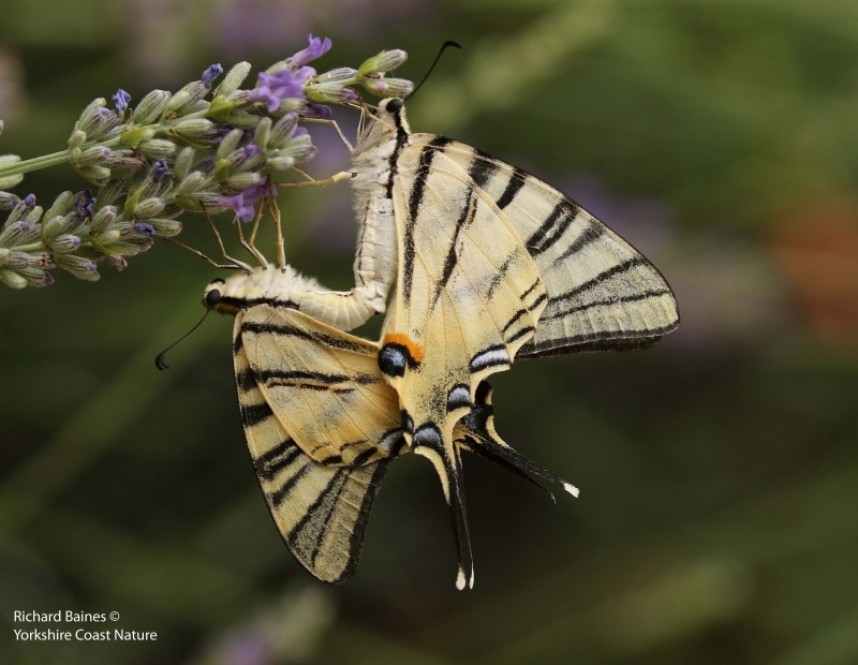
[386,98,404,114]
[204,289,222,309]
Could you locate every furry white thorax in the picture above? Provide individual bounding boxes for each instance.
[206,263,387,332]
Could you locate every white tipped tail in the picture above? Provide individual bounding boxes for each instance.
[455,567,466,591]
[563,482,580,498]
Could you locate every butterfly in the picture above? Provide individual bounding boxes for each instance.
[203,97,679,588]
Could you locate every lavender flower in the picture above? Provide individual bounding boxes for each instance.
[247,68,310,112]
[0,36,414,288]
[202,63,224,86]
[113,89,132,114]
[219,179,277,223]
[290,34,332,68]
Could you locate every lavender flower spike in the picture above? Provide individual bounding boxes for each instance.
[291,34,332,68]
[113,89,132,114]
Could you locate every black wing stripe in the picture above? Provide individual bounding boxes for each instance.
[405,137,451,304]
[548,258,646,306]
[495,168,527,210]
[240,321,366,353]
[269,461,312,507]
[540,289,675,322]
[255,368,376,387]
[526,202,577,256]
[254,438,302,481]
[468,150,498,188]
[551,222,605,265]
[240,401,275,427]
[432,189,477,310]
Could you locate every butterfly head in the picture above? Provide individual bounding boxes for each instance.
[202,277,235,315]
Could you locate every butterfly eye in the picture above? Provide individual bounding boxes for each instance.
[386,98,403,114]
[204,289,222,308]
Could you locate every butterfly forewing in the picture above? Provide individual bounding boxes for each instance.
[411,137,680,356]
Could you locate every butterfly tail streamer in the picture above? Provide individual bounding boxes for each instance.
[414,442,476,590]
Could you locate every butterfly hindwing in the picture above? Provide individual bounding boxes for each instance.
[234,305,404,583]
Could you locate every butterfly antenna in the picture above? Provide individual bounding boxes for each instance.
[407,40,462,100]
[155,309,211,370]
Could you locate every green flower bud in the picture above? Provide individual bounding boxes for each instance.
[74,98,121,140]
[94,228,122,245]
[42,215,68,240]
[49,233,82,254]
[73,145,111,167]
[281,133,315,161]
[90,205,118,234]
[0,174,23,191]
[132,89,172,124]
[0,192,19,209]
[361,76,414,98]
[223,173,263,191]
[268,113,298,148]
[43,191,76,223]
[175,171,211,196]
[0,155,23,190]
[55,254,100,281]
[0,268,27,288]
[173,147,196,181]
[1,250,29,269]
[120,125,156,148]
[172,118,216,140]
[266,156,295,171]
[216,61,252,97]
[254,117,272,151]
[216,128,245,161]
[146,218,183,237]
[358,50,408,76]
[138,139,176,159]
[19,266,54,287]
[305,82,359,104]
[163,81,207,116]
[131,196,165,218]
[77,164,112,182]
[68,129,87,148]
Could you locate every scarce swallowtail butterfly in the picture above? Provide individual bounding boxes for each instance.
[203,96,678,589]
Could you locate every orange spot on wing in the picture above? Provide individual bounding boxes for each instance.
[382,332,424,364]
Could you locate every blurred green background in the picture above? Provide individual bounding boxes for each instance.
[2,0,857,663]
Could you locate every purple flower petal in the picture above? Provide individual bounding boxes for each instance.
[302,103,332,119]
[291,34,332,68]
[152,159,170,180]
[218,179,277,223]
[202,63,224,86]
[113,89,132,114]
[248,69,310,112]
